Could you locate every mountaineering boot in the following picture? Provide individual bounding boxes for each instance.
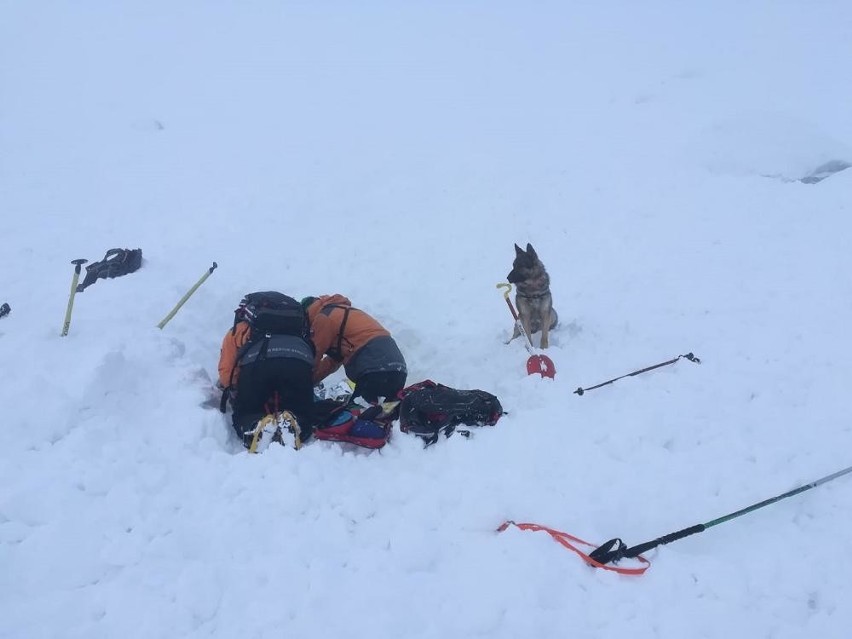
[276,410,302,450]
[246,414,284,454]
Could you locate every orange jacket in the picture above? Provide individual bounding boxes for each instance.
[218,321,251,388]
[306,294,390,383]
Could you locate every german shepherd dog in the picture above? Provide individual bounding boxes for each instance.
[507,243,558,349]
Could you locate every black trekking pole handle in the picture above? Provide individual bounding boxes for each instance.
[589,524,706,565]
[574,352,701,396]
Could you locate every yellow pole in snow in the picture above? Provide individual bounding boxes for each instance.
[157,262,218,330]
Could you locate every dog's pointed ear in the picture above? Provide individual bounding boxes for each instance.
[526,243,537,258]
[514,243,524,255]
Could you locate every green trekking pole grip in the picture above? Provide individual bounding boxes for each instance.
[157,262,218,329]
[61,259,88,337]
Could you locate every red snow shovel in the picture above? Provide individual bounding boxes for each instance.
[497,283,556,379]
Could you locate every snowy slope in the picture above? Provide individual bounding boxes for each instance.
[2,2,852,638]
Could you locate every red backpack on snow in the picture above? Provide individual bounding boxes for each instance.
[311,401,393,449]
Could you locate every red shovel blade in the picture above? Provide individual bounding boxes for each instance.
[527,354,556,378]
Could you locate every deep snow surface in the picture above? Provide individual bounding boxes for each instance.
[2,2,852,637]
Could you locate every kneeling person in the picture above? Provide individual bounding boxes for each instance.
[219,292,315,448]
[302,294,407,404]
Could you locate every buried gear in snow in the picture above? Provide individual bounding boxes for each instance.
[77,248,143,292]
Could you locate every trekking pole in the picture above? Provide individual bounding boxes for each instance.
[61,259,88,336]
[574,352,700,395]
[0,302,10,319]
[157,262,218,329]
[589,464,852,568]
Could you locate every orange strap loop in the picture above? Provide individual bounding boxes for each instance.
[497,521,651,576]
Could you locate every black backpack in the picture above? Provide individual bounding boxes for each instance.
[397,380,504,446]
[235,291,310,342]
[76,248,143,292]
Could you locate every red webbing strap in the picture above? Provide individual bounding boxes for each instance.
[497,521,650,576]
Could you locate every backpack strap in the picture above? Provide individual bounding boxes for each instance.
[234,328,270,366]
[321,304,356,362]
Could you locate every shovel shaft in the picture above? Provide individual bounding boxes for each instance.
[497,283,536,352]
[503,296,520,321]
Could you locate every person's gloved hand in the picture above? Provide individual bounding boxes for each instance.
[215,381,237,412]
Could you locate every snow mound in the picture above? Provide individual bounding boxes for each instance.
[694,112,850,183]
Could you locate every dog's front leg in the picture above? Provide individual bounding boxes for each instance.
[540,309,551,349]
[506,323,521,344]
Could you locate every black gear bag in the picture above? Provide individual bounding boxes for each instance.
[76,248,143,292]
[397,380,504,446]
